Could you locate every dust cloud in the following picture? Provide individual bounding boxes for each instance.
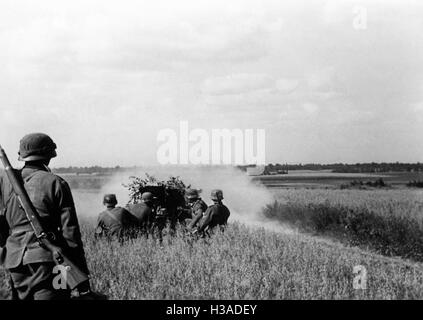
[71,165,291,232]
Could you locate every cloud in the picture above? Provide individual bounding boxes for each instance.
[412,102,423,113]
[302,102,319,115]
[1,0,276,83]
[1,0,422,165]
[306,67,335,91]
[202,74,273,95]
[321,0,351,26]
[275,78,299,93]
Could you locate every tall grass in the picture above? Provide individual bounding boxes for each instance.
[265,189,423,261]
[79,221,423,299]
[1,221,423,299]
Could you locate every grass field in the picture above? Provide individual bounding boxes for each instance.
[264,189,423,261]
[1,171,423,300]
[2,219,423,300]
[81,221,423,300]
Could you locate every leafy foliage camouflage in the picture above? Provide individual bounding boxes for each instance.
[124,173,190,205]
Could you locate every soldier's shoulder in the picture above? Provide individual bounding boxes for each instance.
[129,202,143,209]
[98,210,107,218]
[194,199,207,207]
[37,171,68,185]
[50,172,68,182]
[31,172,73,192]
[128,202,148,211]
[115,206,131,214]
[212,203,229,212]
[219,203,230,210]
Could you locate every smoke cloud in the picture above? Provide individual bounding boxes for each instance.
[71,165,282,230]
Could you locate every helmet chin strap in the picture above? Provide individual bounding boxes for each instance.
[42,163,51,172]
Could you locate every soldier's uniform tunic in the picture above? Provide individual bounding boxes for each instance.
[198,202,230,233]
[127,202,153,230]
[186,199,208,229]
[0,164,89,300]
[96,206,135,238]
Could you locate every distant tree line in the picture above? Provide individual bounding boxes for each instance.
[52,165,128,175]
[264,162,423,173]
[54,162,423,175]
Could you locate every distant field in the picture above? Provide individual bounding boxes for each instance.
[60,174,112,190]
[58,170,423,190]
[252,170,423,189]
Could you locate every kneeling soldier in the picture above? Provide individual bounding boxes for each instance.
[185,189,208,230]
[126,192,157,234]
[197,189,230,235]
[96,194,136,239]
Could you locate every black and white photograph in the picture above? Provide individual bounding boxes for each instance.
[0,0,423,308]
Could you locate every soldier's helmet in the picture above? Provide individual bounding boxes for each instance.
[141,192,156,203]
[103,194,118,205]
[185,188,199,200]
[18,133,57,161]
[211,189,224,201]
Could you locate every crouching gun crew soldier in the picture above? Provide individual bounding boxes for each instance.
[0,133,104,300]
[126,192,157,234]
[197,189,230,236]
[183,189,208,230]
[96,194,137,239]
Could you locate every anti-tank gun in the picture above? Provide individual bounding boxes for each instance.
[125,174,190,230]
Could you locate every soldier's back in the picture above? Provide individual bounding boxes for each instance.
[97,207,133,236]
[127,202,152,224]
[210,203,230,226]
[1,165,88,274]
[2,167,70,268]
[219,203,230,224]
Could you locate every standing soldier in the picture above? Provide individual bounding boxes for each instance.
[0,133,95,300]
[197,189,230,235]
[184,189,208,230]
[95,194,136,239]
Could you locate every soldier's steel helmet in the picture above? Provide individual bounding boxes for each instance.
[141,192,156,203]
[103,194,118,205]
[211,189,224,201]
[185,188,199,200]
[18,133,57,161]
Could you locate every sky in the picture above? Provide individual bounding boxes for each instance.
[0,0,422,167]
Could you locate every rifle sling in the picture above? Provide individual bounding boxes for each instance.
[11,169,51,238]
